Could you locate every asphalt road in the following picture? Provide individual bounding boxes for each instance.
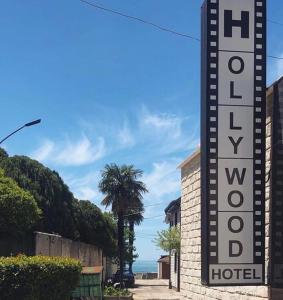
[129,279,180,300]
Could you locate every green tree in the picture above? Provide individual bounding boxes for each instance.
[125,200,144,273]
[99,164,147,286]
[0,148,119,257]
[0,150,78,239]
[154,227,181,253]
[0,169,41,237]
[124,227,139,270]
[74,200,117,257]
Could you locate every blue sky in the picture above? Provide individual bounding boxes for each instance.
[1,0,283,260]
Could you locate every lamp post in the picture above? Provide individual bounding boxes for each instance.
[0,119,41,145]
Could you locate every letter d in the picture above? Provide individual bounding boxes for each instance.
[229,240,243,257]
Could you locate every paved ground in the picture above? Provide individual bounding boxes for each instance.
[129,279,180,300]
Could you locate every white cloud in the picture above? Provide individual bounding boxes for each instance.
[143,160,180,199]
[141,108,183,139]
[64,171,101,201]
[31,139,54,161]
[78,187,98,200]
[31,135,106,166]
[117,122,135,148]
[74,107,199,157]
[139,107,199,155]
[268,53,283,84]
[140,159,181,219]
[276,59,283,77]
[55,136,105,166]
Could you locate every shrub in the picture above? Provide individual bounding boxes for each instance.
[104,286,131,297]
[0,255,82,300]
[154,226,181,253]
[0,169,41,237]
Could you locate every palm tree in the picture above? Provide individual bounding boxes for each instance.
[99,164,147,287]
[126,200,144,273]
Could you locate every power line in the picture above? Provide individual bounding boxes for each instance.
[79,0,200,41]
[123,211,164,219]
[128,202,165,210]
[136,233,158,237]
[144,215,164,220]
[79,0,283,61]
[123,211,143,218]
[268,55,283,60]
[124,213,164,219]
[123,202,167,218]
[134,236,153,240]
[136,232,157,236]
[136,234,156,238]
[268,19,283,27]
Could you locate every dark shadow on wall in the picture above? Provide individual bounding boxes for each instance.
[270,78,283,299]
[0,233,35,256]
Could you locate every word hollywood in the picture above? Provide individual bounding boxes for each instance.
[201,0,266,286]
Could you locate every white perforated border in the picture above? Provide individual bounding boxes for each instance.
[253,0,266,262]
[208,0,218,263]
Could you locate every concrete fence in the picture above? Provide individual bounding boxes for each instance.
[35,232,103,267]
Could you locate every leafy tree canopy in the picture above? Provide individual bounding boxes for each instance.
[75,200,118,257]
[0,152,78,239]
[99,163,147,285]
[0,169,41,237]
[0,148,118,256]
[154,227,181,253]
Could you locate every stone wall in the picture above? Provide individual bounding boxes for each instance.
[180,153,270,299]
[170,251,178,289]
[35,231,102,267]
[166,200,181,290]
[179,93,275,299]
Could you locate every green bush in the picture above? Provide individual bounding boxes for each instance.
[0,169,41,237]
[104,286,131,297]
[0,255,82,300]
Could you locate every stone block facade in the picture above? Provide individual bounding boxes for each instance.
[179,84,283,299]
[180,152,269,299]
[170,250,179,289]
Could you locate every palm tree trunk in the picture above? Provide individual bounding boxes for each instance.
[118,212,125,287]
[128,221,134,273]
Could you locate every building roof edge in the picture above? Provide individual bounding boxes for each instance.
[178,147,201,169]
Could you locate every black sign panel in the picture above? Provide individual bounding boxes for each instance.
[201,0,266,286]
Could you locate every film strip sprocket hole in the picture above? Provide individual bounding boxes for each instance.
[208,0,219,264]
[253,0,266,264]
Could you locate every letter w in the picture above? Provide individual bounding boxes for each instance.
[225,168,246,185]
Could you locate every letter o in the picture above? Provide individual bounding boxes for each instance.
[228,191,244,208]
[228,216,244,233]
[223,269,233,280]
[228,56,244,74]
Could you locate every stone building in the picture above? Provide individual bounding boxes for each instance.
[178,78,283,299]
[165,197,181,291]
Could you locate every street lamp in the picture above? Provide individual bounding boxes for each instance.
[0,119,41,145]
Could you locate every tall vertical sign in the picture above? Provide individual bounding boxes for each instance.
[201,0,266,285]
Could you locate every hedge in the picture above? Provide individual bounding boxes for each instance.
[0,255,82,300]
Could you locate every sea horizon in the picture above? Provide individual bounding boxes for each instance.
[132,260,157,273]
